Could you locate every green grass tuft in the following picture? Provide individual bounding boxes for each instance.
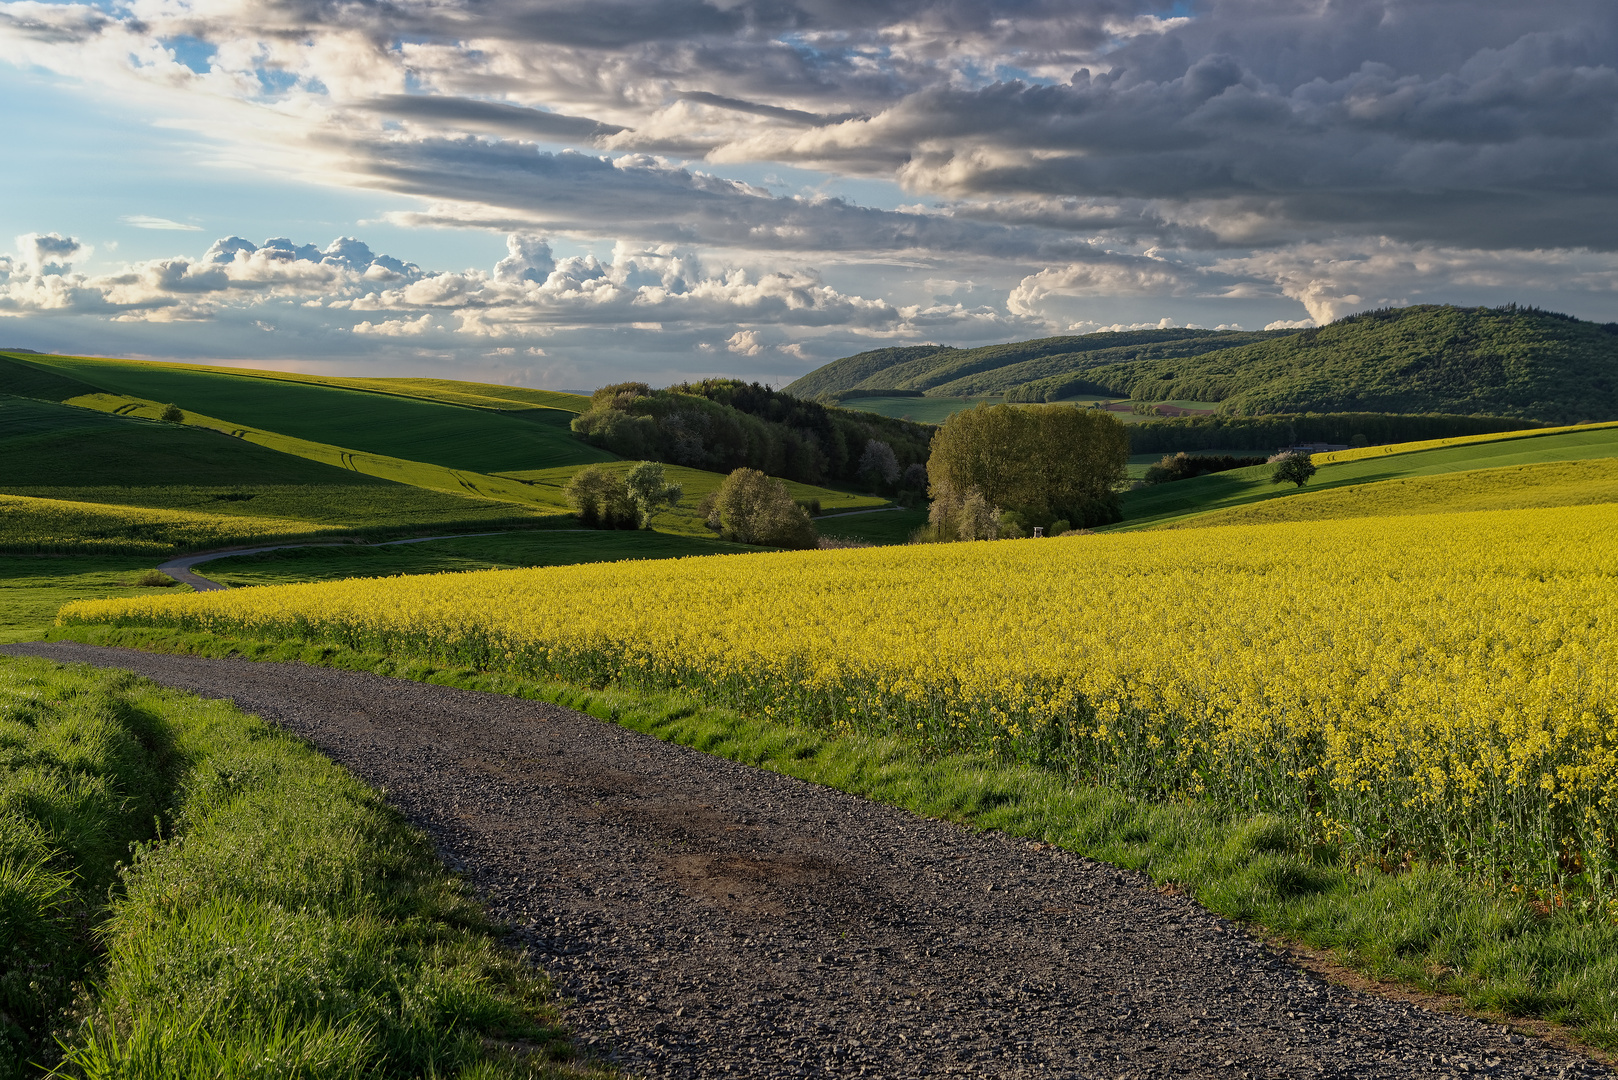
[0,653,610,1080]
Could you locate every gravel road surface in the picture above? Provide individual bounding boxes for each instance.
[6,642,1607,1080]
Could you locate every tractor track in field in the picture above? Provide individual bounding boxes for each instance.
[4,641,1608,1080]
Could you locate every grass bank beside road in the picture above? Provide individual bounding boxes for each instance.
[0,654,605,1079]
[44,624,1618,1059]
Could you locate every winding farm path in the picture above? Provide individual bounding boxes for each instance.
[156,531,531,591]
[4,642,1607,1080]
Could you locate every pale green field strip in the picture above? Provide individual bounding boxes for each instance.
[1114,425,1618,530]
[12,353,610,473]
[0,350,590,414]
[1313,419,1618,466]
[63,392,579,515]
[1163,458,1618,529]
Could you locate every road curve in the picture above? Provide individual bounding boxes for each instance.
[3,641,1605,1080]
[156,531,525,591]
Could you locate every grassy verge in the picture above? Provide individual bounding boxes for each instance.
[45,623,1618,1057]
[0,658,174,1075]
[0,653,608,1079]
[814,507,929,546]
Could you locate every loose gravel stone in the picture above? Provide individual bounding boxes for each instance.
[8,642,1610,1080]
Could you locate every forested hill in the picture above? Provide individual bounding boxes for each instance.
[788,306,1618,424]
[785,329,1281,400]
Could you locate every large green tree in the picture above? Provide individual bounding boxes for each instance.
[926,404,1129,536]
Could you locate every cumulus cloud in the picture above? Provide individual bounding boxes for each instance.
[16,233,86,277]
[0,230,1023,347]
[353,314,437,336]
[1006,256,1190,315]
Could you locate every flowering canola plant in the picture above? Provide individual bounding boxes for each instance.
[61,503,1618,892]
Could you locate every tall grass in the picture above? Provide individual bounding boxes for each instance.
[0,656,603,1079]
[0,661,173,1075]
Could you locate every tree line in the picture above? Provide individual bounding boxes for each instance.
[570,379,932,489]
[1126,411,1537,455]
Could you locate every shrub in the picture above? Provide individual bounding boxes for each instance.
[160,403,184,423]
[714,468,818,548]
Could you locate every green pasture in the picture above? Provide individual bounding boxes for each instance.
[2,483,554,530]
[0,396,390,489]
[197,529,754,587]
[0,351,593,415]
[1168,458,1618,529]
[834,395,1001,424]
[1112,425,1618,529]
[816,507,929,546]
[0,556,188,644]
[7,353,613,473]
[63,392,580,513]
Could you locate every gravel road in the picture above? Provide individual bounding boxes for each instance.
[6,641,1607,1080]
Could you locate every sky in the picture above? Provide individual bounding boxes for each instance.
[4,0,1618,391]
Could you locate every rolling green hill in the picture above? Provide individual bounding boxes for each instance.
[0,395,388,488]
[3,353,612,474]
[0,397,564,551]
[786,329,1281,400]
[1111,423,1618,530]
[789,305,1618,424]
[1163,458,1618,529]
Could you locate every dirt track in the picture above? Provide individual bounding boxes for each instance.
[5,641,1606,1080]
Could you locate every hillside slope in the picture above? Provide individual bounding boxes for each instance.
[1111,423,1618,530]
[1087,305,1618,422]
[0,353,613,473]
[786,329,1280,399]
[1164,459,1618,529]
[790,306,1618,424]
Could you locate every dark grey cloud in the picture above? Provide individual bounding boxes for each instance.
[675,90,866,126]
[366,94,626,139]
[349,136,1127,261]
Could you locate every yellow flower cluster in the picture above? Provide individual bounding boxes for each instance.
[63,503,1618,891]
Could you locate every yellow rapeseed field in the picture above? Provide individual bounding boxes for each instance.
[62,503,1618,892]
